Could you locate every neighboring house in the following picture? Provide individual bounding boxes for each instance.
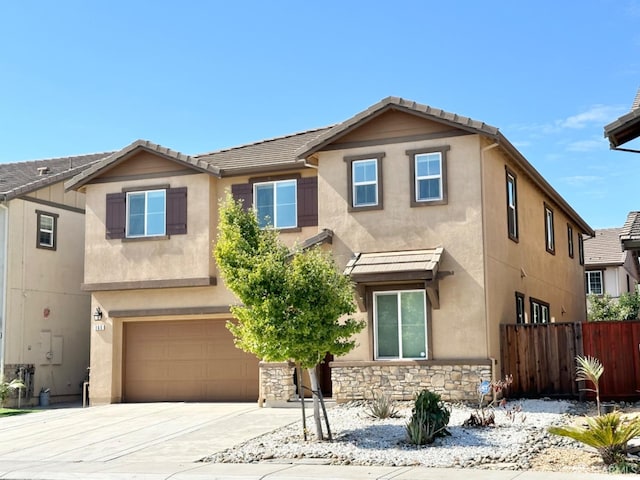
[0,152,112,406]
[66,97,593,406]
[583,228,640,300]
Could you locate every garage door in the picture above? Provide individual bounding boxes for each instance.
[123,319,259,402]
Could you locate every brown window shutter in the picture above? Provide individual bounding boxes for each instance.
[297,176,318,227]
[166,187,187,235]
[105,192,126,239]
[231,183,253,211]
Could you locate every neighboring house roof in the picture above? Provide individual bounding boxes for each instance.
[0,152,113,201]
[604,88,640,150]
[65,139,218,190]
[584,228,625,266]
[620,211,640,250]
[297,96,593,236]
[195,127,331,176]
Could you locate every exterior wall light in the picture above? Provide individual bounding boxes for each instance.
[93,307,103,321]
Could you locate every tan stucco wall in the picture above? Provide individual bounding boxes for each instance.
[84,162,322,404]
[3,190,90,404]
[481,143,588,366]
[316,132,488,362]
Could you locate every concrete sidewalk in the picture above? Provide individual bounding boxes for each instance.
[0,403,627,479]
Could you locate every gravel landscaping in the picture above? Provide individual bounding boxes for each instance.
[204,398,629,472]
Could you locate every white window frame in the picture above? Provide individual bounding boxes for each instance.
[545,204,555,254]
[506,170,518,240]
[373,289,428,360]
[126,189,166,238]
[415,152,443,202]
[253,179,297,229]
[352,159,378,208]
[530,298,550,324]
[38,213,55,248]
[586,270,604,295]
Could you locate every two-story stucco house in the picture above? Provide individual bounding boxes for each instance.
[66,97,593,406]
[0,152,111,406]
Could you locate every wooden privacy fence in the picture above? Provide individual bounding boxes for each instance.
[500,323,580,398]
[501,321,640,400]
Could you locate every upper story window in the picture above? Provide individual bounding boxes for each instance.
[578,234,585,265]
[407,146,449,207]
[506,168,518,241]
[530,298,550,324]
[344,153,384,211]
[105,186,187,240]
[544,203,555,254]
[567,224,574,258]
[254,179,297,229]
[127,190,166,238]
[36,210,58,250]
[586,270,603,295]
[231,175,318,229]
[374,289,427,360]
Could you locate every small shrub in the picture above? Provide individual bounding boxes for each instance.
[575,355,604,415]
[366,392,400,419]
[549,412,640,465]
[0,379,25,408]
[463,375,513,428]
[406,389,450,445]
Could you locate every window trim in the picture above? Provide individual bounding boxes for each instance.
[125,189,167,238]
[407,146,450,207]
[586,270,604,295]
[544,203,555,255]
[515,292,525,324]
[253,178,298,229]
[530,297,550,324]
[344,152,385,212]
[506,167,519,242]
[567,224,574,258]
[36,210,58,251]
[372,288,429,360]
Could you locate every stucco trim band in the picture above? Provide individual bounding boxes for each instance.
[81,276,217,291]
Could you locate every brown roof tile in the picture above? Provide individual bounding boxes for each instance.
[583,228,625,266]
[0,152,113,200]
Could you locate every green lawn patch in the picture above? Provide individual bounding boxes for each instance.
[0,408,35,417]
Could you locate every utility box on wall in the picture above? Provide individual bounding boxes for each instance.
[39,331,63,365]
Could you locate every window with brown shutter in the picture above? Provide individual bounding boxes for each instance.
[105,187,187,240]
[231,183,253,212]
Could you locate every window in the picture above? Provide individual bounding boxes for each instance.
[345,153,384,211]
[567,224,574,258]
[36,210,58,250]
[530,298,550,324]
[586,271,603,295]
[105,187,187,240]
[407,146,449,207]
[126,190,166,238]
[351,159,378,207]
[254,179,297,229]
[374,290,427,359]
[544,203,555,254]
[515,292,525,324]
[578,234,584,265]
[506,168,518,241]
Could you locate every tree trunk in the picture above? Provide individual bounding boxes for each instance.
[308,366,324,440]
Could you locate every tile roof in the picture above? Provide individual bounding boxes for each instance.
[604,87,640,149]
[0,152,113,201]
[195,127,331,176]
[583,228,625,266]
[296,96,499,159]
[343,248,443,280]
[65,140,218,190]
[620,211,640,247]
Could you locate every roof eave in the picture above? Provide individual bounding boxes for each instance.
[218,160,309,178]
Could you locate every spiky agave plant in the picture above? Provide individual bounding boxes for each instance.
[575,355,604,415]
[549,412,640,465]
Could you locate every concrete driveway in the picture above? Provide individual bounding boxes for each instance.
[0,402,301,477]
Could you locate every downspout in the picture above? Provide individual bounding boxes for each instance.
[480,142,499,379]
[0,201,8,381]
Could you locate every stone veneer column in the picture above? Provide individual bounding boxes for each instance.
[259,361,297,407]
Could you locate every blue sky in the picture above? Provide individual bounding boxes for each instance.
[1,1,639,229]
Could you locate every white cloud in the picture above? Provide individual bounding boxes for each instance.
[558,105,626,129]
[562,175,603,187]
[565,137,608,152]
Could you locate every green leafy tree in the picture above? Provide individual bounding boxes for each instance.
[617,292,640,320]
[587,292,640,321]
[214,193,364,440]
